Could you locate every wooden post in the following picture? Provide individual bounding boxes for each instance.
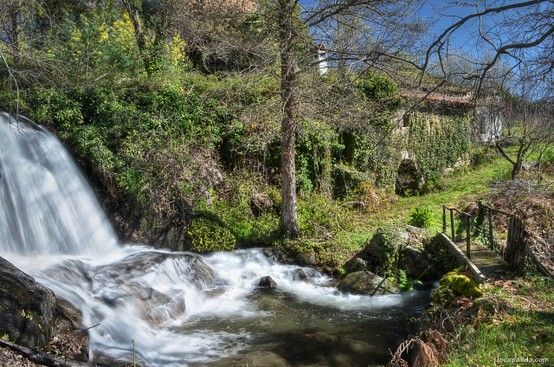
[487,207,494,250]
[450,208,455,240]
[442,206,447,233]
[466,215,471,258]
[504,216,526,275]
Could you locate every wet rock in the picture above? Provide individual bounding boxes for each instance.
[337,271,399,295]
[343,257,367,274]
[94,251,215,288]
[0,256,87,354]
[89,251,214,326]
[203,287,226,298]
[291,268,308,281]
[257,276,277,289]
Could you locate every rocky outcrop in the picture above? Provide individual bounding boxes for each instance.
[0,256,87,357]
[343,226,442,282]
[337,271,399,295]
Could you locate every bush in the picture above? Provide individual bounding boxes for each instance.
[186,218,236,253]
[409,207,432,228]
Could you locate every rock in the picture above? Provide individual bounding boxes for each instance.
[399,245,438,280]
[93,251,215,289]
[0,256,87,355]
[342,257,367,274]
[250,193,274,217]
[337,271,399,295]
[357,227,406,274]
[256,276,277,289]
[291,268,308,281]
[90,251,213,326]
[402,225,429,250]
[395,159,424,196]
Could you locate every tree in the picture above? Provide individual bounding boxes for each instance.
[493,71,553,178]
[274,0,423,238]
[277,0,300,238]
[422,0,553,178]
[423,0,553,94]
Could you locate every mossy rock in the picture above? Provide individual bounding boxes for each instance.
[337,270,399,295]
[359,227,406,276]
[424,235,460,275]
[186,218,236,253]
[432,270,483,305]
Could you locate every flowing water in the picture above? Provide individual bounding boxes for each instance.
[0,112,430,366]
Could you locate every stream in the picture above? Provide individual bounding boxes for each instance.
[0,112,430,366]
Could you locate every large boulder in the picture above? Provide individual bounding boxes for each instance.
[357,227,406,275]
[0,256,87,354]
[395,159,424,196]
[337,271,399,295]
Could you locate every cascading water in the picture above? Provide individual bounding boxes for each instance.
[0,113,430,366]
[0,112,118,255]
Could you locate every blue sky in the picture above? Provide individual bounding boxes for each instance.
[300,0,494,55]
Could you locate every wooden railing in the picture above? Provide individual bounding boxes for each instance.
[442,205,472,258]
[442,202,552,278]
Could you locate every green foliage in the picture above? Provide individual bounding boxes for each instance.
[444,277,553,367]
[409,207,432,228]
[186,218,236,253]
[298,192,353,238]
[408,112,471,183]
[357,70,403,111]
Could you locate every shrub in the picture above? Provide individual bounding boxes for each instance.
[186,218,236,253]
[409,207,432,228]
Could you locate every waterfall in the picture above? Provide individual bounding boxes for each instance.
[0,112,430,367]
[0,112,119,255]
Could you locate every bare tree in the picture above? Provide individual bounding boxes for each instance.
[494,71,553,178]
[422,0,553,94]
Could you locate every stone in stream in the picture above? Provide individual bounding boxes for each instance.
[0,256,88,359]
[257,275,277,289]
[291,268,308,281]
[337,271,399,295]
[91,251,214,325]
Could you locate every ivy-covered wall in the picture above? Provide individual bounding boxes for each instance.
[407,111,471,182]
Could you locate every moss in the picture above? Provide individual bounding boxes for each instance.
[432,270,483,305]
[363,226,405,277]
[186,218,236,253]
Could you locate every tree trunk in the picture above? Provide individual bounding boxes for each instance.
[278,0,299,239]
[511,143,526,179]
[122,0,150,73]
[9,4,20,65]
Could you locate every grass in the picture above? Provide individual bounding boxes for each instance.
[328,152,513,259]
[444,277,554,367]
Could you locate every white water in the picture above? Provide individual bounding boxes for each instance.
[0,113,428,366]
